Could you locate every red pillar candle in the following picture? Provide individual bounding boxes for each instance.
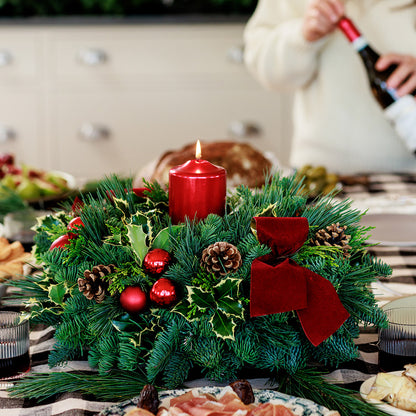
[169,141,227,224]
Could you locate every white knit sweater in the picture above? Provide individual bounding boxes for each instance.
[244,0,416,174]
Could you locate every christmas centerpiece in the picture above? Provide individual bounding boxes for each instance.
[9,172,391,416]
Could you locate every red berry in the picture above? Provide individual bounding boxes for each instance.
[49,234,71,250]
[120,286,147,314]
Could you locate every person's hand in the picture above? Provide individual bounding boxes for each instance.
[376,53,416,97]
[302,0,345,42]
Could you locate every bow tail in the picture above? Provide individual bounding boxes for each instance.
[297,268,350,346]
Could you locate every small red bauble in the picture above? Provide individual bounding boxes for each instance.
[49,234,71,250]
[150,278,177,307]
[143,249,171,276]
[120,286,147,314]
[67,217,84,238]
[67,216,84,231]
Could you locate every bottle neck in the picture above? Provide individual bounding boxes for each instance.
[338,16,368,52]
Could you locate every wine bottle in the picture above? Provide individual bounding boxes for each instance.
[338,16,416,154]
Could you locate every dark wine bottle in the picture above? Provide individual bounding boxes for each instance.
[338,16,416,153]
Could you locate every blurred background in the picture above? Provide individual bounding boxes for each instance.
[0,0,294,182]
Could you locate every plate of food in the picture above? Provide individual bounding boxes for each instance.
[360,365,416,415]
[0,153,77,206]
[99,382,340,416]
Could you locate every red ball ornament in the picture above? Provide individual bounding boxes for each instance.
[67,216,84,231]
[143,249,171,276]
[120,286,147,314]
[67,216,85,238]
[150,278,177,307]
[49,234,71,250]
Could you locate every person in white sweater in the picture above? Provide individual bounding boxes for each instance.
[244,0,416,174]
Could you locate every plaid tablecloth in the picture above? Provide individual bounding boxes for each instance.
[1,172,416,415]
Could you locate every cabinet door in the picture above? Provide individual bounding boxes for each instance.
[51,87,291,180]
[0,35,40,87]
[0,91,42,167]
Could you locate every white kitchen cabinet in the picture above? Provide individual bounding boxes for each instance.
[0,22,293,180]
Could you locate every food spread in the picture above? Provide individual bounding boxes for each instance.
[367,363,416,412]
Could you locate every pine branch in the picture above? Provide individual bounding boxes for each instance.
[88,334,120,374]
[9,370,148,401]
[146,316,188,383]
[303,195,364,231]
[276,368,390,416]
[162,351,192,389]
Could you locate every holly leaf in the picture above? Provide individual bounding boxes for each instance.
[113,197,130,220]
[152,225,182,251]
[126,224,148,265]
[34,211,68,235]
[152,227,171,251]
[187,286,215,310]
[170,300,189,319]
[217,296,244,320]
[130,212,148,226]
[214,277,241,298]
[48,283,67,305]
[104,233,123,246]
[210,309,236,340]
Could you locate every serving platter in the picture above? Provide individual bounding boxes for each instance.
[360,371,414,416]
[98,387,339,416]
[360,213,416,246]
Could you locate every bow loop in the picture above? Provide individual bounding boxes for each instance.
[250,217,349,346]
[255,217,308,257]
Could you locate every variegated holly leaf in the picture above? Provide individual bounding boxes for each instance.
[130,212,148,226]
[103,232,123,246]
[113,197,130,220]
[187,286,215,310]
[214,277,244,319]
[210,309,237,340]
[48,282,67,305]
[126,223,148,265]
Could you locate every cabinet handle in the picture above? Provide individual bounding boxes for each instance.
[226,45,244,64]
[79,123,110,141]
[0,126,15,143]
[228,120,262,138]
[77,48,108,66]
[0,50,13,67]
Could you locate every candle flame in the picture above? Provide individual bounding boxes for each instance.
[195,140,202,160]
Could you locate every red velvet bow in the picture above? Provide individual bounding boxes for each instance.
[250,217,349,346]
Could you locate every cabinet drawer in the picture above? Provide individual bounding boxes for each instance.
[50,88,290,180]
[49,24,246,86]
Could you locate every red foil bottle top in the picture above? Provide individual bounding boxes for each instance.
[338,16,361,42]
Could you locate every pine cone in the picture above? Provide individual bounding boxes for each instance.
[312,223,352,257]
[200,242,242,277]
[78,264,115,303]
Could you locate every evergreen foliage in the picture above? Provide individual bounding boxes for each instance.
[9,173,391,416]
